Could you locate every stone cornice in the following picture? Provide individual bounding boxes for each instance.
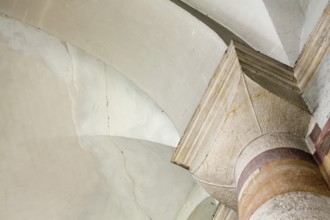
[294,1,330,90]
[171,41,308,170]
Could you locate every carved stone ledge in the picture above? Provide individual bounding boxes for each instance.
[294,1,330,90]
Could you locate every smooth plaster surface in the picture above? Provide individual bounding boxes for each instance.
[0,0,227,135]
[192,75,311,209]
[0,15,179,146]
[1,2,329,220]
[263,0,305,65]
[182,0,291,65]
[180,0,328,67]
[0,15,196,220]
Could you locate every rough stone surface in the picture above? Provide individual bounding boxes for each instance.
[251,192,330,220]
[182,0,291,65]
[235,133,309,182]
[192,75,310,209]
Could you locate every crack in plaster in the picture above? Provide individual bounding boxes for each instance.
[60,42,84,142]
[104,64,111,134]
[111,139,153,220]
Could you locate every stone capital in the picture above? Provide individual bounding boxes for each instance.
[172,41,311,209]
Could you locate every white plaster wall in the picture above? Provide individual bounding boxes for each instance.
[0,15,195,220]
[182,0,291,65]
[0,15,179,146]
[263,0,305,65]
[0,0,227,135]
[67,45,180,146]
[300,0,328,50]
[79,136,196,220]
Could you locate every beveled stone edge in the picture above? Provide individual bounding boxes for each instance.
[294,1,330,90]
[236,147,316,196]
[171,41,242,169]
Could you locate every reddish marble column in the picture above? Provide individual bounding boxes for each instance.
[235,133,330,220]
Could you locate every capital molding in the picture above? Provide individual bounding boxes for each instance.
[171,41,308,171]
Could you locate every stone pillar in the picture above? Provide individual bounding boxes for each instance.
[172,41,330,220]
[235,133,330,220]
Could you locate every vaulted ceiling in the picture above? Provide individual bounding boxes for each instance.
[0,1,328,219]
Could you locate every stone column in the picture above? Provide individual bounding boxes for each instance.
[172,41,330,220]
[235,133,330,220]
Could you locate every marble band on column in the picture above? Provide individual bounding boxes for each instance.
[236,147,316,196]
[235,133,330,220]
[310,118,330,186]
